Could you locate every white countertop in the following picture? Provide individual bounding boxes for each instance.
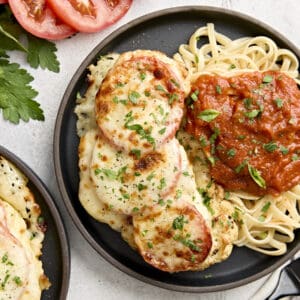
[1,0,300,299]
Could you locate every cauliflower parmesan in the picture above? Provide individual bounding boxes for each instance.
[0,156,50,300]
[75,50,238,273]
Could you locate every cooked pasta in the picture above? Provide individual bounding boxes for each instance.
[175,23,300,256]
[174,23,300,84]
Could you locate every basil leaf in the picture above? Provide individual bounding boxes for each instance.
[247,164,266,189]
[197,109,220,122]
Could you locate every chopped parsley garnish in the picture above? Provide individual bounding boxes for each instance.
[146,172,155,181]
[155,85,167,92]
[237,135,246,140]
[158,178,166,190]
[1,253,8,264]
[190,90,199,101]
[1,274,10,290]
[215,85,222,94]
[172,215,188,230]
[209,127,220,144]
[229,64,236,69]
[140,72,146,81]
[122,193,130,199]
[231,207,244,226]
[130,148,141,159]
[158,199,165,206]
[137,183,147,191]
[168,93,179,104]
[248,163,266,189]
[244,109,261,119]
[175,189,182,199]
[128,91,141,104]
[144,90,151,97]
[235,159,248,173]
[243,98,252,109]
[197,109,220,122]
[280,145,289,155]
[147,242,153,249]
[125,122,155,147]
[198,188,214,215]
[170,78,180,87]
[292,153,299,161]
[132,207,139,212]
[95,166,127,182]
[141,230,148,236]
[158,127,166,135]
[199,135,208,147]
[116,82,125,88]
[263,141,278,153]
[173,233,201,252]
[274,98,283,108]
[13,276,22,286]
[227,148,236,157]
[224,191,230,200]
[262,75,273,83]
[261,201,271,213]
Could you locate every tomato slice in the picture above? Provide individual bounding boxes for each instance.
[8,0,76,40]
[47,0,132,33]
[0,0,8,3]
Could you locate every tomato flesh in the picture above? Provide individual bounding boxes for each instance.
[47,0,132,33]
[8,0,76,40]
[0,0,8,4]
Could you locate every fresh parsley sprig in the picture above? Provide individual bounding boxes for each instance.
[0,5,60,124]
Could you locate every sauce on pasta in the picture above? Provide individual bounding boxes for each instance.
[185,71,300,196]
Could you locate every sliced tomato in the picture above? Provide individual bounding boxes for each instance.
[8,0,76,40]
[47,0,132,33]
[0,0,8,3]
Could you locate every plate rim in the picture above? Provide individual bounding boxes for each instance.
[53,5,300,293]
[0,145,70,300]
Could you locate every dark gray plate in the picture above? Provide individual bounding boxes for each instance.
[0,146,70,299]
[54,6,300,292]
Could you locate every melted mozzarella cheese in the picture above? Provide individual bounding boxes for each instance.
[133,199,212,273]
[78,129,129,231]
[0,157,49,299]
[0,199,44,300]
[90,135,182,215]
[75,54,120,136]
[95,50,189,154]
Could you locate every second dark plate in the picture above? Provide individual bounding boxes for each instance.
[0,146,70,299]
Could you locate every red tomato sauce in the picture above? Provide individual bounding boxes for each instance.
[185,71,300,196]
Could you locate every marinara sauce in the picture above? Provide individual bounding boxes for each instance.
[185,71,300,196]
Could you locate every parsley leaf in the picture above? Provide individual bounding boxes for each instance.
[172,215,188,230]
[27,35,60,72]
[0,24,27,52]
[0,6,61,123]
[0,58,44,123]
[0,6,25,52]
